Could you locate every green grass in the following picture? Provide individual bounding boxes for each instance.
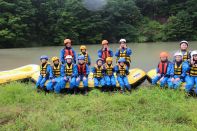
[0,82,197,130]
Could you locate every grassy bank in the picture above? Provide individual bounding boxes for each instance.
[0,82,197,130]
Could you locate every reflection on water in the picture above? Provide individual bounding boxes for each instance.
[0,42,196,71]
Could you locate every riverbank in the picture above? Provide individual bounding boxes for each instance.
[0,82,197,130]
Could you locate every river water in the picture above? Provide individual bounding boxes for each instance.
[0,42,196,71]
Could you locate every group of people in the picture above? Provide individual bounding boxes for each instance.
[152,40,197,95]
[35,39,197,95]
[36,39,132,94]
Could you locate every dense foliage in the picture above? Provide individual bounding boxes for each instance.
[0,0,196,48]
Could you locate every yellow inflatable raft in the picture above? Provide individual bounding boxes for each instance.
[147,69,186,90]
[31,68,146,88]
[0,64,40,84]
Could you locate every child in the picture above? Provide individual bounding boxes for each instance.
[115,39,132,68]
[76,55,90,94]
[36,55,53,90]
[92,58,106,91]
[58,55,77,94]
[152,52,173,88]
[115,58,131,93]
[168,52,189,89]
[78,45,91,66]
[104,57,116,91]
[97,40,113,63]
[185,50,197,94]
[60,39,77,64]
[46,57,62,92]
[179,40,191,61]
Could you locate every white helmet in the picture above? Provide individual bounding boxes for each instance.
[65,55,72,59]
[180,40,188,45]
[174,52,183,58]
[119,39,126,43]
[191,50,197,56]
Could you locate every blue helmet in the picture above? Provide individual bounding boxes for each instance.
[40,55,48,60]
[78,55,85,60]
[96,58,103,64]
[118,57,125,63]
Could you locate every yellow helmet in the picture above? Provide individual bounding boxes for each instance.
[52,57,59,62]
[80,45,86,50]
[106,57,113,62]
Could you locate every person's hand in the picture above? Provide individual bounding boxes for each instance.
[106,46,109,50]
[119,46,122,50]
[157,73,161,77]
[83,76,87,81]
[175,78,180,82]
[171,78,175,82]
[64,76,68,81]
[76,77,80,81]
[191,58,195,64]
[52,79,55,83]
[160,77,164,82]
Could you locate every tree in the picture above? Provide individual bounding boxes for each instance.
[164,11,194,41]
[0,0,35,48]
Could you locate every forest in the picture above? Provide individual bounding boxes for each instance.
[0,0,196,48]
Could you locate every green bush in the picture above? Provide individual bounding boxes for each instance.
[138,18,164,42]
[163,11,195,41]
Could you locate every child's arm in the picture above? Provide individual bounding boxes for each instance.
[181,61,189,78]
[72,49,77,64]
[109,49,113,57]
[73,64,78,77]
[60,49,65,64]
[47,65,53,79]
[125,67,129,75]
[60,65,65,77]
[97,50,102,58]
[115,49,119,57]
[86,64,90,76]
[126,48,132,56]
[88,55,91,66]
